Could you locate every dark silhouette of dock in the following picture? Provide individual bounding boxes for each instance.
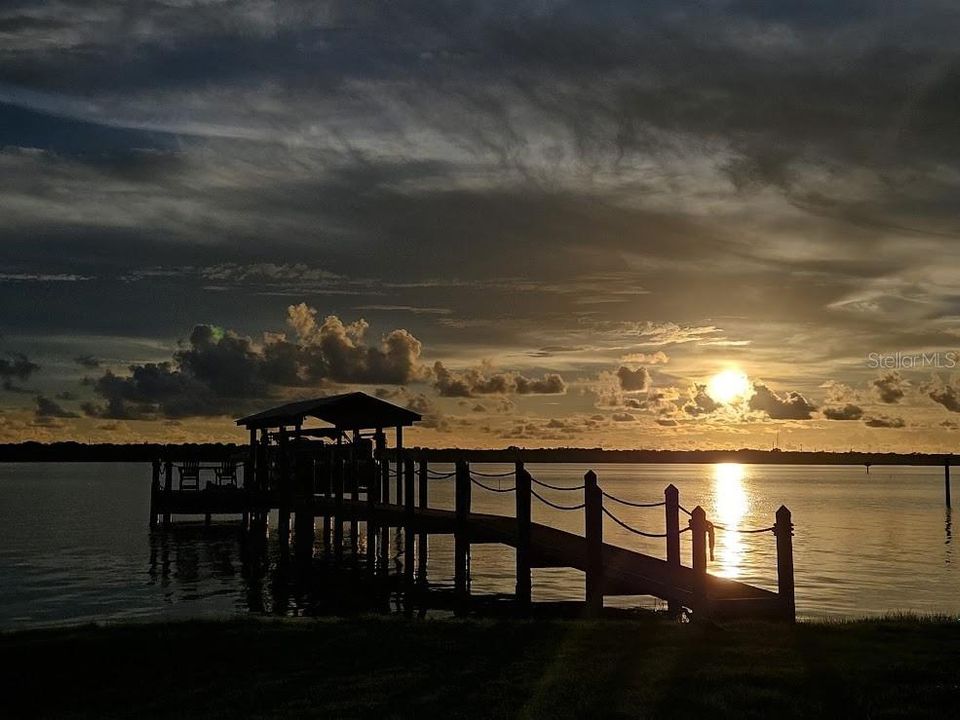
[148,393,796,621]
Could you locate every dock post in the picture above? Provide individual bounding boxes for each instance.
[946,459,952,509]
[417,459,428,586]
[404,457,415,584]
[584,470,603,617]
[690,506,708,617]
[163,459,173,527]
[664,484,680,614]
[377,429,389,575]
[515,462,532,610]
[775,505,796,622]
[149,460,160,528]
[333,456,344,560]
[454,460,471,611]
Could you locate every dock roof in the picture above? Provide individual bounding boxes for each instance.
[235,392,421,431]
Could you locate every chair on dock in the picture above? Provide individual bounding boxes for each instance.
[214,460,238,487]
[178,460,201,491]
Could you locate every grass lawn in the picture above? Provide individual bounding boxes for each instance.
[2,615,959,719]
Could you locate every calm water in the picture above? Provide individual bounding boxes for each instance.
[0,462,956,628]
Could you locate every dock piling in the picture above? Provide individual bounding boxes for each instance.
[584,470,603,617]
[946,459,952,509]
[775,505,796,622]
[149,460,160,528]
[163,459,173,527]
[515,462,532,609]
[664,483,680,613]
[690,506,708,616]
[454,460,471,609]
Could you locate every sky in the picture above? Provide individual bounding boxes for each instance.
[2,1,960,450]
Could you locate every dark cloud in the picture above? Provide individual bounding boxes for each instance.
[73,355,100,368]
[864,415,906,428]
[35,395,78,419]
[433,361,565,397]
[823,404,864,421]
[0,353,40,382]
[683,384,718,417]
[749,382,816,420]
[872,372,908,404]
[0,352,39,391]
[616,366,651,392]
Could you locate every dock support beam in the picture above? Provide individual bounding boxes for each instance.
[149,460,160,528]
[664,484,680,614]
[775,505,796,622]
[584,470,603,617]
[690,506,708,618]
[946,459,952,509]
[455,460,471,611]
[515,462,531,609]
[417,460,428,587]
[163,459,173,527]
[403,457,415,586]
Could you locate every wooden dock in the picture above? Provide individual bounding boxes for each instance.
[149,458,795,622]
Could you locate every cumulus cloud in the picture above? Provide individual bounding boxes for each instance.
[683,384,718,417]
[928,379,960,413]
[616,365,651,392]
[83,305,429,419]
[433,361,566,397]
[748,382,815,420]
[872,372,908,404]
[822,404,864,421]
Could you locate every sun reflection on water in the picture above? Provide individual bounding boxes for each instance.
[712,463,748,579]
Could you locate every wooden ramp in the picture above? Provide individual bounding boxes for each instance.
[150,459,795,621]
[308,496,788,621]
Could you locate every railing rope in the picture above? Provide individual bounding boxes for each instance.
[601,506,669,538]
[600,490,665,508]
[531,476,586,492]
[470,476,516,493]
[531,488,586,511]
[470,468,517,478]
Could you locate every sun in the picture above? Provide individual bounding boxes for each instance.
[706,368,751,404]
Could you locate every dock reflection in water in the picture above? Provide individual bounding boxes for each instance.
[147,522,442,619]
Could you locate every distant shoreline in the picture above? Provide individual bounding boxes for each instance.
[0,441,954,465]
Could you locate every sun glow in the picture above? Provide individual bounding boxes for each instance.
[706,368,751,404]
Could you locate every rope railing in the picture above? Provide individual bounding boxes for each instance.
[601,506,668,538]
[678,504,693,517]
[530,476,585,492]
[530,488,585,511]
[469,476,516,493]
[426,470,457,479]
[470,469,517,478]
[600,490,665,509]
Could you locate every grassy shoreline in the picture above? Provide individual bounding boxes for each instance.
[3,615,959,719]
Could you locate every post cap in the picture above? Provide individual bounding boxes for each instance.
[584,470,597,485]
[664,483,679,496]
